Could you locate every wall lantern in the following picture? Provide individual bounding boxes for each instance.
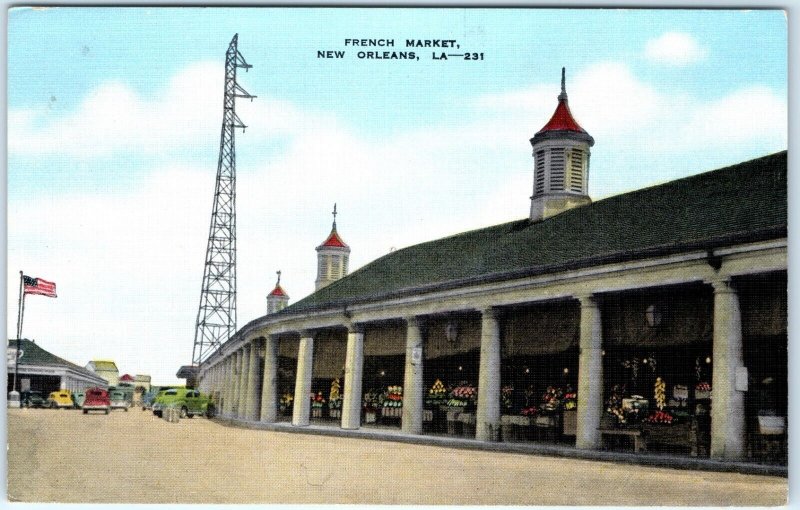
[705,356,712,364]
[445,322,459,345]
[645,304,662,327]
[458,365,463,371]
[563,368,569,374]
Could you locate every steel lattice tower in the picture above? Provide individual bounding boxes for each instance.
[192,34,255,366]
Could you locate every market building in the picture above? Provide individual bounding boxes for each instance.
[85,359,120,387]
[197,72,787,465]
[6,339,108,394]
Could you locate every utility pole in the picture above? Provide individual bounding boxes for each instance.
[191,34,255,367]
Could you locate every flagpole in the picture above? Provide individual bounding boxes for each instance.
[13,271,23,395]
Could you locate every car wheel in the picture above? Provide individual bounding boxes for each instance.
[153,411,162,417]
[83,409,88,414]
[179,406,188,419]
[105,409,109,415]
[124,407,128,412]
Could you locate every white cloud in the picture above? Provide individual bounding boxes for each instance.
[644,32,707,66]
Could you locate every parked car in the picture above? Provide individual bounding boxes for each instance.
[82,387,110,414]
[109,390,130,411]
[152,388,212,418]
[72,391,86,409]
[46,390,74,409]
[140,388,164,411]
[21,390,47,408]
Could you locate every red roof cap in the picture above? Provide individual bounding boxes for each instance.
[120,374,134,381]
[320,229,348,248]
[536,99,587,135]
[268,285,288,298]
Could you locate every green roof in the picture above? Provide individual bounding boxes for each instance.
[285,151,787,314]
[90,360,118,372]
[8,339,103,380]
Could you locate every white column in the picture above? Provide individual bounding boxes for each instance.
[576,294,603,449]
[476,308,501,441]
[341,324,365,430]
[710,278,746,460]
[223,356,234,416]
[402,317,425,435]
[261,335,279,422]
[237,346,251,419]
[231,350,242,417]
[246,340,261,420]
[292,332,314,426]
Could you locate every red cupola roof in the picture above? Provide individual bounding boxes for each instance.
[537,99,588,134]
[320,229,348,249]
[531,68,594,146]
[120,374,134,381]
[268,271,289,298]
[268,285,288,298]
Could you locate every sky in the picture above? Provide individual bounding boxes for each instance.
[6,7,788,386]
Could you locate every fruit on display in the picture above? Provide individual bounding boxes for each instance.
[521,406,538,417]
[645,409,674,424]
[563,391,577,410]
[329,379,342,409]
[311,391,326,408]
[654,377,666,410]
[383,385,403,407]
[425,379,449,406]
[696,382,711,392]
[448,382,476,407]
[501,385,513,411]
[279,393,294,412]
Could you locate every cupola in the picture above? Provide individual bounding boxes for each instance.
[315,204,350,290]
[529,68,594,222]
[266,271,290,314]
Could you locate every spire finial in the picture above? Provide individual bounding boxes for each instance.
[558,67,568,102]
[276,270,281,286]
[332,203,338,230]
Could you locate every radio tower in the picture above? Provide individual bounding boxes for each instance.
[191,34,255,366]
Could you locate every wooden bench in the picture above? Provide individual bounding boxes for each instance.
[599,428,647,453]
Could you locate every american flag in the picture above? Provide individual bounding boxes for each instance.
[23,276,57,298]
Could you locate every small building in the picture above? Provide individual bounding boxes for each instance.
[85,360,120,387]
[6,339,108,394]
[134,374,151,392]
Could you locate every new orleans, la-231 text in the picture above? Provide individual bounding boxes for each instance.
[317,38,485,61]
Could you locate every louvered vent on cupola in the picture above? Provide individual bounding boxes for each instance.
[534,150,546,195]
[549,148,566,191]
[568,147,584,193]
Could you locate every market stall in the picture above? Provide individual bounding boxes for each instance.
[600,285,713,456]
[309,330,347,423]
[422,314,481,437]
[276,338,299,422]
[499,301,579,444]
[362,322,406,428]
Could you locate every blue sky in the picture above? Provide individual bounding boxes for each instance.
[7,8,787,384]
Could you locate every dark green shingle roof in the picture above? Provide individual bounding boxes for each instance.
[287,151,786,314]
[7,338,103,380]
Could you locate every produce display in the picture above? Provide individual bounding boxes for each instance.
[645,409,674,424]
[425,379,448,406]
[363,389,382,411]
[695,382,711,392]
[311,391,326,408]
[383,385,403,408]
[329,379,342,410]
[279,393,294,414]
[563,391,577,410]
[654,377,666,410]
[605,384,627,424]
[448,383,476,407]
[501,385,513,412]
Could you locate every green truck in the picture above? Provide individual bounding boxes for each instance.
[152,388,213,419]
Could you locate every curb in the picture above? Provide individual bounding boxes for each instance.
[210,416,787,478]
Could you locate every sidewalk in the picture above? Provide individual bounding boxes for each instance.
[216,414,788,478]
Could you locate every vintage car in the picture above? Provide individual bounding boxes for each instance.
[21,390,47,408]
[82,387,110,414]
[109,389,130,411]
[152,388,212,418]
[72,391,86,408]
[46,390,74,409]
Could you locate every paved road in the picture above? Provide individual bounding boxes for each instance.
[7,407,788,505]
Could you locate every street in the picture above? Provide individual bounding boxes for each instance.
[7,407,788,505]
